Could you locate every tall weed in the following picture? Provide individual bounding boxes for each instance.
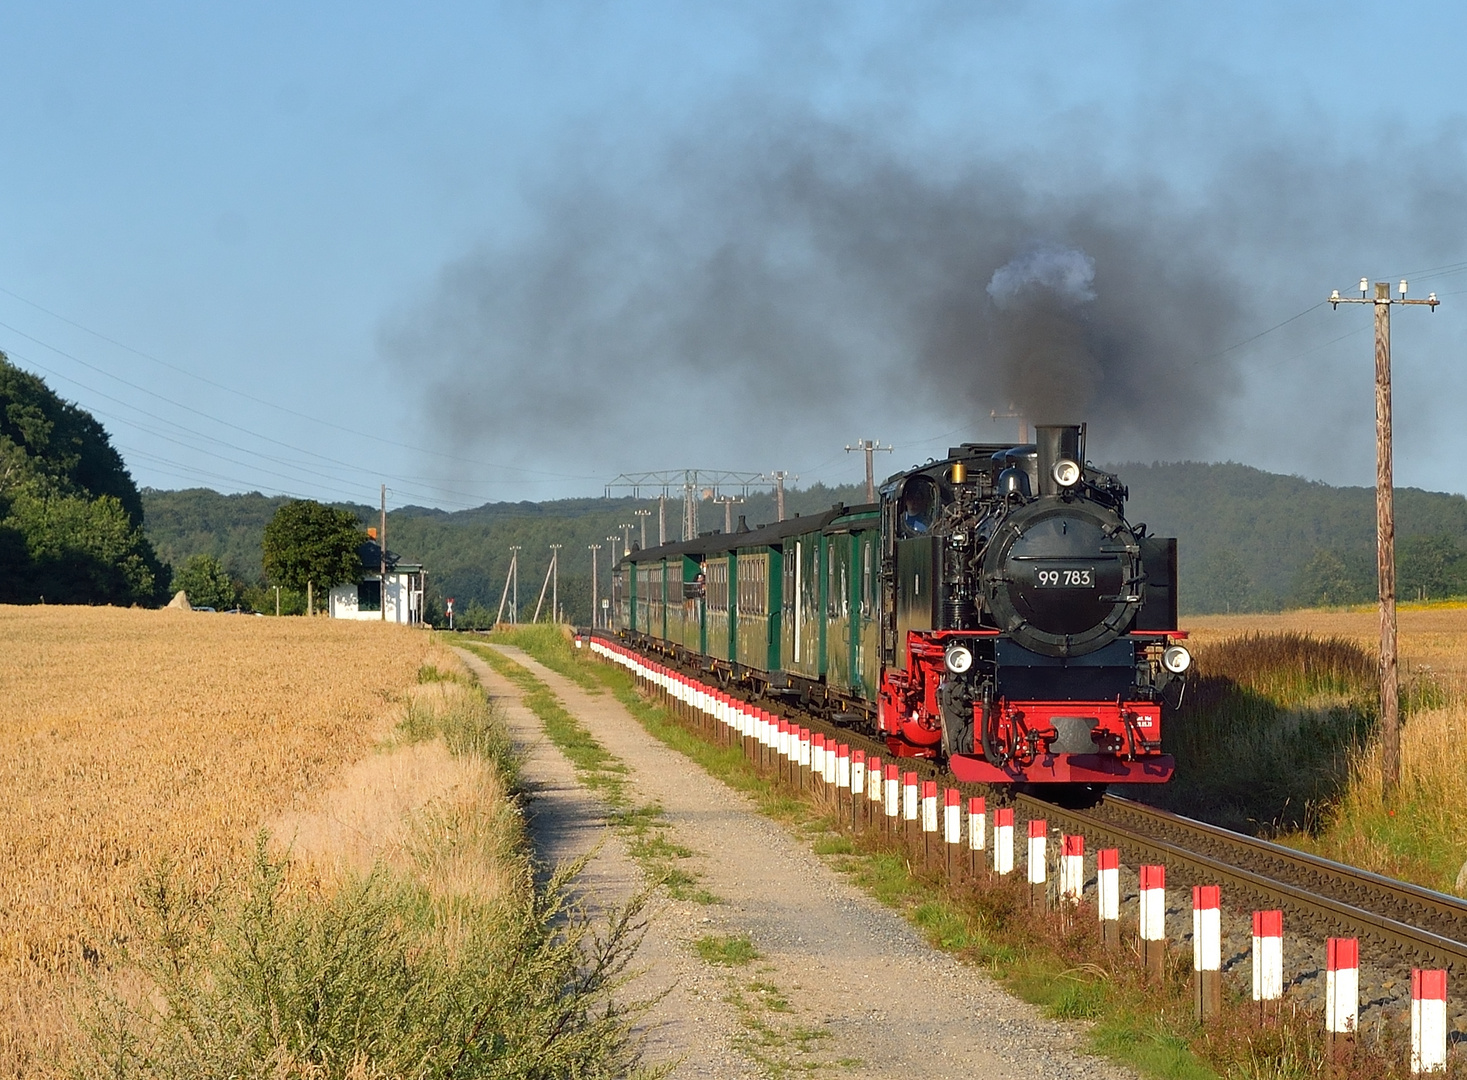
[77,841,657,1080]
[1146,633,1379,833]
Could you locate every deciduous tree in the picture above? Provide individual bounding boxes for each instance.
[262,501,363,614]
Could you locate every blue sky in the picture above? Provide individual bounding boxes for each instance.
[4,2,1467,509]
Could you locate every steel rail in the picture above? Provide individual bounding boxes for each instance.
[1021,794,1467,972]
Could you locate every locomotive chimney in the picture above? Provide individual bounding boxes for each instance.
[1035,424,1083,496]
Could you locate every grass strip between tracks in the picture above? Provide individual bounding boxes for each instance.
[462,628,1440,1080]
[465,642,716,904]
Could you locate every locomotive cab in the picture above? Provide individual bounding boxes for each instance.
[876,423,1188,797]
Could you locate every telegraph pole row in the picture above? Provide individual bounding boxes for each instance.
[1329,278,1439,802]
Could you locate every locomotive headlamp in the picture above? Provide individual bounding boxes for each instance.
[1051,458,1082,488]
[1162,645,1192,675]
[944,645,974,674]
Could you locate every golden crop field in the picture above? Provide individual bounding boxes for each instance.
[0,605,443,1074]
[1183,603,1467,692]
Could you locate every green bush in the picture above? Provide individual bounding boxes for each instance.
[169,553,240,610]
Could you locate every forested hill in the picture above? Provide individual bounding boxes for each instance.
[1119,461,1467,613]
[141,462,1467,621]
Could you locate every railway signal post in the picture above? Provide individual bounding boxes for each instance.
[1329,279,1439,801]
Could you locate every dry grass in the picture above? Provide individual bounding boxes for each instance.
[270,679,524,907]
[0,605,444,1076]
[1183,606,1467,890]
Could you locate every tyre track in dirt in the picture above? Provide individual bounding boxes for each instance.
[460,644,1136,1079]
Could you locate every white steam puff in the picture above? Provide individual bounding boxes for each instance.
[986,245,1097,309]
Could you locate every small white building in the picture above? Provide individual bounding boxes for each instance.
[329,540,425,624]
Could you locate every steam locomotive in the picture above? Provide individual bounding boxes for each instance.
[608,424,1189,798]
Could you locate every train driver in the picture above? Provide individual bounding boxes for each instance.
[901,484,934,535]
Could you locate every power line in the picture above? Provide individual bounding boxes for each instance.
[0,284,598,482]
[2,344,487,508]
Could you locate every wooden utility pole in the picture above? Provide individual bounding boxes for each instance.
[494,548,519,626]
[379,484,387,622]
[771,470,792,521]
[550,544,562,623]
[510,545,521,624]
[532,548,556,622]
[845,439,893,503]
[714,494,744,533]
[588,544,601,629]
[1330,278,1439,801]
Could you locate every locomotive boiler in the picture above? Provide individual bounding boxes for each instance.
[608,423,1188,798]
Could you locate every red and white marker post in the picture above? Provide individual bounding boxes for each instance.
[1026,819,1047,908]
[824,738,839,805]
[902,772,919,850]
[1139,865,1166,981]
[866,755,882,831]
[943,789,961,879]
[1059,834,1084,908]
[850,750,866,831]
[836,744,851,827]
[811,734,826,802]
[1412,968,1448,1075]
[992,807,1015,876]
[1326,937,1358,1062]
[1252,910,1283,1022]
[883,765,900,839]
[920,781,938,867]
[1192,885,1221,1022]
[968,796,986,878]
[798,728,812,792]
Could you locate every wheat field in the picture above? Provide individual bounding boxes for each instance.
[1183,604,1467,692]
[0,605,442,1074]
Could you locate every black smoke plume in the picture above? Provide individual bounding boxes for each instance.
[382,114,1467,486]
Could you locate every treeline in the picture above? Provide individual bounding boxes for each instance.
[143,483,870,623]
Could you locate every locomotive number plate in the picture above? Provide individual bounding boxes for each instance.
[1035,567,1094,587]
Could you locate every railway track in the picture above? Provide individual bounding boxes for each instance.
[620,635,1467,976]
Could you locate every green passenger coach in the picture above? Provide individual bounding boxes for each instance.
[610,504,875,725]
